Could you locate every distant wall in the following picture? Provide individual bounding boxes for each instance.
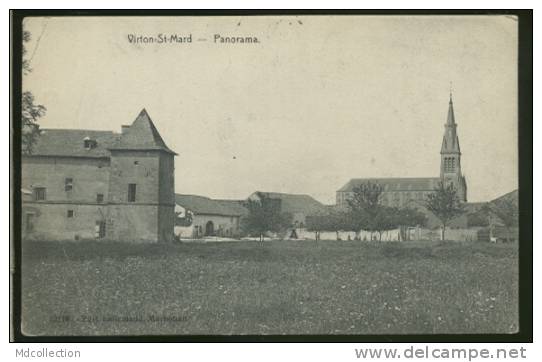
[288,226,481,242]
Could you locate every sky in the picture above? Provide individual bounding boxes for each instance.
[23,15,518,204]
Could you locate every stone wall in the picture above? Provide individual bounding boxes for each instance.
[21,150,176,243]
[21,156,110,241]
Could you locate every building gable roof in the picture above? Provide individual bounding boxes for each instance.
[25,109,176,158]
[250,191,328,215]
[338,177,441,192]
[29,129,120,158]
[175,194,248,217]
[215,199,250,217]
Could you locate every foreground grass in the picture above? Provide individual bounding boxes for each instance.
[21,240,518,335]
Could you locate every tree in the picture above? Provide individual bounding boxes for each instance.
[346,182,395,240]
[395,207,427,228]
[346,182,382,239]
[371,206,398,241]
[424,182,465,241]
[305,213,329,241]
[241,193,292,243]
[306,210,354,241]
[22,30,46,155]
[347,182,383,212]
[394,207,427,241]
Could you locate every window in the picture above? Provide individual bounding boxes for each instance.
[444,157,455,172]
[67,210,74,218]
[128,184,137,202]
[84,138,97,149]
[97,194,104,203]
[33,187,46,201]
[95,221,106,238]
[65,178,73,192]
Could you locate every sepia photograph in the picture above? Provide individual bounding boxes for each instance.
[11,12,530,340]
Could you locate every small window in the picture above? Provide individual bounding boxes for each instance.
[134,161,139,165]
[97,194,104,203]
[95,221,106,238]
[84,139,97,149]
[128,184,137,202]
[65,178,73,191]
[33,187,46,201]
[67,210,74,218]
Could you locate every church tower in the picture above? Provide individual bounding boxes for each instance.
[440,93,467,202]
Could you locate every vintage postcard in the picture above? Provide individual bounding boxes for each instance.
[14,14,523,338]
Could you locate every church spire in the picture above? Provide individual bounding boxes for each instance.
[447,90,456,125]
[441,91,460,154]
[439,89,467,202]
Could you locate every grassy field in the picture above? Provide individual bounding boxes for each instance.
[20,239,518,336]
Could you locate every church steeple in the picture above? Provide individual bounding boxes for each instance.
[447,93,455,125]
[441,93,461,154]
[439,91,467,201]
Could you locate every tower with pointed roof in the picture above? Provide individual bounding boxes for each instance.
[21,108,177,242]
[440,94,467,202]
[107,109,177,242]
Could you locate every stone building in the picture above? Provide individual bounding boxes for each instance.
[336,96,468,225]
[174,194,248,239]
[21,109,177,242]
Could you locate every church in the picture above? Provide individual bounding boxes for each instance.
[336,95,468,212]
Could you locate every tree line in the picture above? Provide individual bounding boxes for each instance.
[241,182,467,242]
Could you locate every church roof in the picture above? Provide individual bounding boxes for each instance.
[25,109,176,158]
[338,177,441,192]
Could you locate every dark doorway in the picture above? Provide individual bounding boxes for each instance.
[205,221,214,236]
